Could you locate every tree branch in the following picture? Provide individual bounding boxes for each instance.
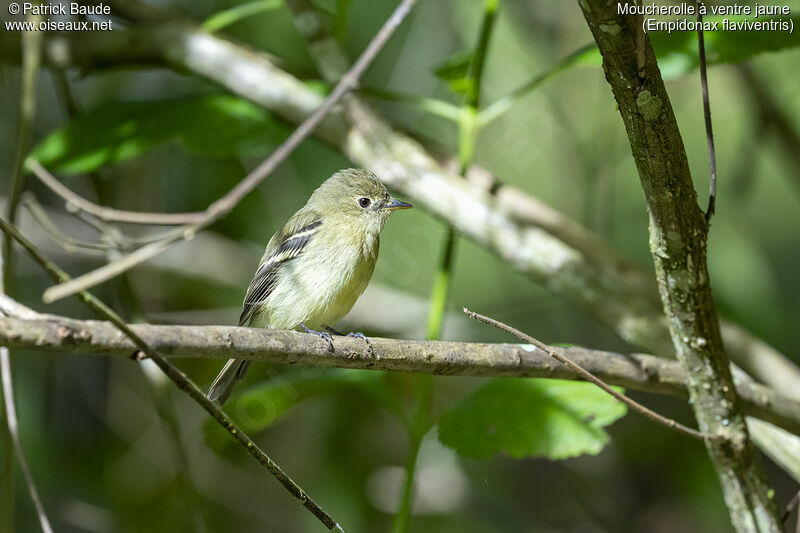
[579,1,779,530]
[0,312,799,439]
[27,160,205,225]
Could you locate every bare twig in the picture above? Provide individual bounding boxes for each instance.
[783,490,800,525]
[0,216,346,532]
[0,349,53,533]
[21,193,109,255]
[40,0,418,304]
[26,160,206,226]
[697,8,717,221]
[464,308,709,440]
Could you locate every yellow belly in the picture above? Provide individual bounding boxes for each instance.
[248,234,378,331]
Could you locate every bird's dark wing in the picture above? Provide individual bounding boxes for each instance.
[239,214,322,326]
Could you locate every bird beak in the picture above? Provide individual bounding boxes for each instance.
[384,198,413,211]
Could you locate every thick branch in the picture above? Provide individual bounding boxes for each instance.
[1,313,799,439]
[580,1,779,530]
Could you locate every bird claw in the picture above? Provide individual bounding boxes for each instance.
[346,331,374,357]
[301,323,335,352]
[322,325,374,357]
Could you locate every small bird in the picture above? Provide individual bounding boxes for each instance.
[207,169,412,404]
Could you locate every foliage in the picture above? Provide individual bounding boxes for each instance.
[438,379,627,459]
[29,94,288,174]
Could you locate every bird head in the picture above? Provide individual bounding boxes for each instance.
[311,168,412,233]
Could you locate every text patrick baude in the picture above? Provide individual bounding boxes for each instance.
[17,2,110,16]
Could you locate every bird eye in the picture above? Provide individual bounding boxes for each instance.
[358,197,372,208]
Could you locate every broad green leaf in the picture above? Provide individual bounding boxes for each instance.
[437,379,627,460]
[203,369,385,450]
[28,94,288,174]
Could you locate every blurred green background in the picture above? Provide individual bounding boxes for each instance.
[1,0,799,531]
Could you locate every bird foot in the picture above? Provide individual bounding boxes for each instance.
[300,323,335,352]
[324,325,373,357]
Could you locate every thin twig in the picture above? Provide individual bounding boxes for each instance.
[21,193,109,255]
[40,0,418,304]
[0,216,346,532]
[464,308,711,441]
[697,7,717,221]
[0,349,53,533]
[26,160,206,226]
[781,490,800,524]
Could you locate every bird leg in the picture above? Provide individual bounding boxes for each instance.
[299,323,335,352]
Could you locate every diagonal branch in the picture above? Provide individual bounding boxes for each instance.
[0,217,345,532]
[464,308,708,439]
[0,348,53,533]
[27,160,205,225]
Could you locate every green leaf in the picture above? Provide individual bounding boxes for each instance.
[433,50,474,81]
[437,379,627,460]
[202,0,283,33]
[203,369,385,450]
[28,94,288,174]
[432,50,476,97]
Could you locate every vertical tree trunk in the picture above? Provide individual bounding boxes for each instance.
[578,2,781,531]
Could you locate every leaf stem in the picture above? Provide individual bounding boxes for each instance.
[202,0,282,33]
[391,374,432,533]
[402,3,501,530]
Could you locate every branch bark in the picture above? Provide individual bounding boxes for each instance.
[579,2,780,530]
[1,312,799,440]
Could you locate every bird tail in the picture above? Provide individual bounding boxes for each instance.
[207,359,252,405]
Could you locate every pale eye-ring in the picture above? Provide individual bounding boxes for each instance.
[358,197,372,208]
